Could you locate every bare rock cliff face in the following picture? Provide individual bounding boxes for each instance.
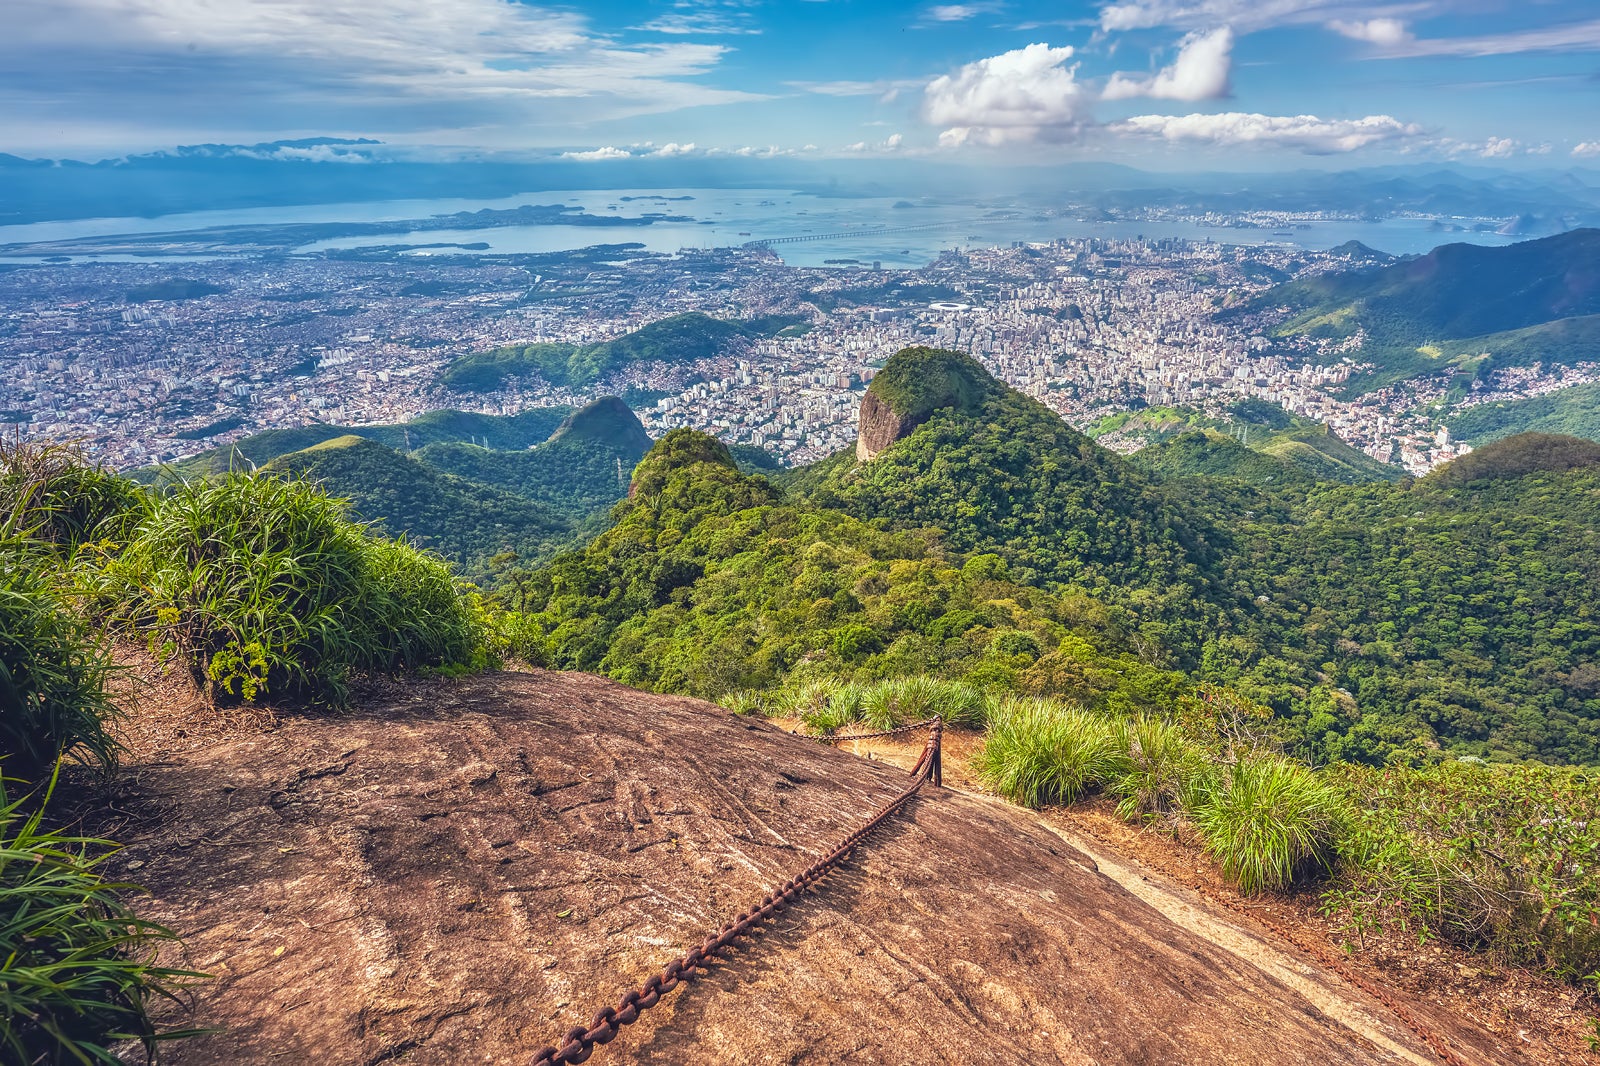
[856,390,919,461]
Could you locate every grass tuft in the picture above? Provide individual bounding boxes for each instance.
[0,440,146,555]
[1187,753,1347,895]
[97,472,481,704]
[1109,715,1204,824]
[0,529,118,781]
[0,775,203,1064]
[974,697,1130,808]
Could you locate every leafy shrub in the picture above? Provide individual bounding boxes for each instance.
[1326,761,1600,983]
[1109,716,1205,824]
[974,697,1130,808]
[0,442,145,555]
[1187,753,1347,895]
[99,473,481,703]
[0,778,199,1064]
[0,534,117,780]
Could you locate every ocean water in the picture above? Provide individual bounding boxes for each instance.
[0,186,1523,267]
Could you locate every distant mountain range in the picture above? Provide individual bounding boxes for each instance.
[1257,228,1600,394]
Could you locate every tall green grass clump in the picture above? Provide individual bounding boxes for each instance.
[974,697,1130,808]
[100,472,481,704]
[861,676,985,730]
[0,532,118,780]
[778,679,864,734]
[0,441,146,555]
[1108,715,1205,824]
[0,778,200,1064]
[1187,753,1348,895]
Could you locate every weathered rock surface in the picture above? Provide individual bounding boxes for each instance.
[99,670,1520,1065]
[857,388,920,461]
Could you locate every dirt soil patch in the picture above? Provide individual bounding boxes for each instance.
[83,670,1558,1064]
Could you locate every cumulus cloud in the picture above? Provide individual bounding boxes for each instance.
[1478,136,1517,158]
[650,141,698,156]
[1102,27,1233,101]
[1326,17,1411,46]
[923,43,1092,146]
[227,142,374,163]
[1114,111,1422,152]
[560,146,633,160]
[842,134,905,154]
[1574,142,1600,158]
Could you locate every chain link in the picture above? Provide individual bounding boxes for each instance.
[529,719,943,1066]
[531,711,1462,1066]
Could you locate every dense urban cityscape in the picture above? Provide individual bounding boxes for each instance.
[3,231,1594,474]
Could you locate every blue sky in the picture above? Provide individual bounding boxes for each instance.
[4,0,1599,167]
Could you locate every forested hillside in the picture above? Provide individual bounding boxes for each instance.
[136,406,574,482]
[261,397,658,578]
[417,397,650,518]
[266,436,572,580]
[1448,381,1600,445]
[514,429,1190,710]
[1257,228,1600,392]
[518,348,1600,766]
[439,311,807,390]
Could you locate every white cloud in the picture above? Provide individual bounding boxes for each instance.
[923,43,1092,146]
[635,10,760,35]
[928,5,983,21]
[1114,111,1422,152]
[229,143,373,163]
[650,141,698,156]
[787,78,926,97]
[1574,142,1600,159]
[1,0,764,144]
[842,134,905,154]
[1098,1,1426,35]
[560,146,632,160]
[1326,17,1410,46]
[1478,136,1517,159]
[1102,27,1233,101]
[1377,18,1600,57]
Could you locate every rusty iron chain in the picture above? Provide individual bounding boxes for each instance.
[532,712,1462,1066]
[528,719,943,1066]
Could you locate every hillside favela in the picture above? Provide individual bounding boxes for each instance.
[6,1,1600,1063]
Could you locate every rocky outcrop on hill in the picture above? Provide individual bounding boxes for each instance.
[93,669,1522,1065]
[855,347,996,462]
[856,388,916,460]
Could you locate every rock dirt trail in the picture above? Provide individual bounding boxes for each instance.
[96,670,1524,1065]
